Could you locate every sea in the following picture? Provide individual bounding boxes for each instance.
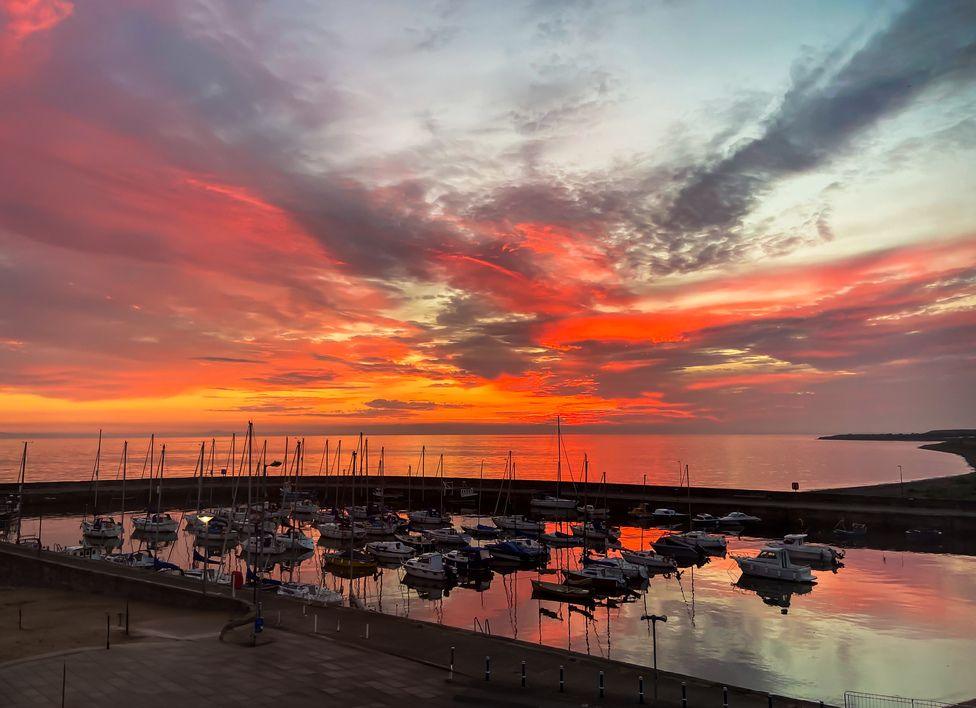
[0,433,969,489]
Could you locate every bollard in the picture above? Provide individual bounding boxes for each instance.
[314,614,318,633]
[365,623,370,640]
[768,695,773,708]
[485,656,491,681]
[18,608,22,630]
[302,604,307,616]
[336,617,341,632]
[105,613,110,650]
[723,686,729,708]
[61,662,66,708]
[521,661,526,688]
[639,676,645,704]
[559,665,565,693]
[599,671,605,699]
[125,600,129,636]
[450,646,455,680]
[277,610,281,626]
[682,682,688,708]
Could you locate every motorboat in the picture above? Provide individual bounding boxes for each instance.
[734,546,816,583]
[422,527,473,547]
[393,531,436,552]
[277,582,343,606]
[182,568,232,585]
[485,538,548,563]
[832,521,867,540]
[461,522,502,539]
[243,534,286,556]
[403,552,455,582]
[365,540,415,563]
[719,511,761,524]
[491,514,544,534]
[408,509,452,526]
[769,534,843,564]
[628,503,656,519]
[570,522,620,543]
[652,535,706,561]
[192,516,238,543]
[562,565,627,593]
[576,504,609,520]
[673,530,727,553]
[653,508,685,520]
[692,513,721,528]
[618,548,678,571]
[581,554,648,581]
[132,512,179,534]
[81,517,123,540]
[313,507,341,525]
[364,515,402,536]
[103,550,157,569]
[275,527,315,551]
[443,546,492,573]
[56,544,107,560]
[316,522,367,541]
[529,495,577,511]
[531,579,594,604]
[539,530,582,547]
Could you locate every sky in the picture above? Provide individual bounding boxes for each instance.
[0,0,974,435]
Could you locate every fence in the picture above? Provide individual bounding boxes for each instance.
[844,691,949,708]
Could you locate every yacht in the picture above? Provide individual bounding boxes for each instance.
[408,509,452,526]
[192,516,238,543]
[485,538,548,563]
[364,515,402,536]
[618,548,678,571]
[491,514,544,534]
[734,546,816,583]
[529,495,577,511]
[673,530,727,553]
[243,534,286,556]
[720,511,761,524]
[562,565,627,593]
[692,513,721,528]
[365,540,415,563]
[316,522,367,541]
[81,517,123,540]
[570,522,620,543]
[422,527,472,547]
[131,512,179,534]
[277,582,343,606]
[652,535,706,561]
[275,527,315,551]
[531,579,594,603]
[460,522,501,539]
[539,530,582,547]
[443,546,492,573]
[581,554,648,581]
[769,534,844,564]
[403,552,455,582]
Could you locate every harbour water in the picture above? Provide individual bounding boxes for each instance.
[0,433,969,489]
[13,511,976,705]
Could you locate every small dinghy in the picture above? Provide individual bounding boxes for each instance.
[531,579,594,603]
[618,548,678,571]
[423,527,473,547]
[734,546,816,584]
[769,534,843,564]
[365,540,415,563]
[403,552,455,582]
[491,514,544,533]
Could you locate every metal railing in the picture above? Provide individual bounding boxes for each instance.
[844,691,949,708]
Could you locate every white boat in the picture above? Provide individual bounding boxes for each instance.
[56,544,107,560]
[103,551,157,569]
[582,554,648,581]
[243,535,286,555]
[563,565,627,593]
[275,528,314,551]
[192,516,238,543]
[277,582,343,606]
[365,540,415,562]
[653,508,685,520]
[81,517,123,540]
[720,511,761,524]
[422,527,472,546]
[183,568,232,584]
[403,552,454,582]
[529,495,576,510]
[316,522,367,541]
[131,513,179,534]
[364,515,401,536]
[769,534,844,564]
[618,548,678,571]
[313,508,341,525]
[734,546,816,583]
[408,509,452,526]
[674,530,727,552]
[570,522,620,543]
[491,514,543,533]
[576,504,609,519]
[290,499,319,516]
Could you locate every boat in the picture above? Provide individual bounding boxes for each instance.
[618,548,678,571]
[769,534,843,564]
[570,522,620,543]
[316,522,367,541]
[132,512,179,534]
[422,527,472,546]
[905,528,944,543]
[692,513,721,528]
[734,546,816,583]
[82,517,123,540]
[290,499,320,516]
[322,549,378,574]
[243,534,286,556]
[313,507,341,525]
[539,530,582,547]
[581,554,648,581]
[562,565,627,593]
[393,531,436,552]
[461,522,502,539]
[628,502,656,519]
[652,534,706,561]
[529,417,577,511]
[485,538,548,563]
[277,582,343,606]
[832,521,867,540]
[403,552,455,582]
[408,509,452,526]
[491,514,544,533]
[364,514,402,536]
[275,527,315,551]
[192,515,238,543]
[719,511,761,524]
[365,540,415,563]
[443,546,492,573]
[182,568,232,585]
[576,504,609,520]
[673,530,727,553]
[103,550,158,569]
[653,508,685,520]
[531,579,595,604]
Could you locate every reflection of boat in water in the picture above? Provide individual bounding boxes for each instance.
[322,549,378,578]
[735,575,813,614]
[531,579,595,605]
[401,573,456,600]
[131,529,178,547]
[734,546,816,584]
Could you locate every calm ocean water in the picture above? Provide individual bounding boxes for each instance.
[0,433,968,489]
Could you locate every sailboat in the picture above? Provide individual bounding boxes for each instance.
[408,450,452,525]
[81,431,123,540]
[0,441,27,526]
[529,416,576,511]
[132,444,178,534]
[461,461,501,538]
[492,454,544,533]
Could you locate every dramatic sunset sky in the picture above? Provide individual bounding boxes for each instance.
[0,0,974,434]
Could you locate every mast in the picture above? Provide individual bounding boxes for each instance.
[246,421,254,510]
[420,446,426,507]
[196,442,205,513]
[120,441,127,530]
[556,415,561,498]
[156,444,166,517]
[15,441,26,542]
[92,429,102,515]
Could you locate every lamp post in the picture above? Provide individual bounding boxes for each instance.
[252,458,282,646]
[641,613,667,697]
